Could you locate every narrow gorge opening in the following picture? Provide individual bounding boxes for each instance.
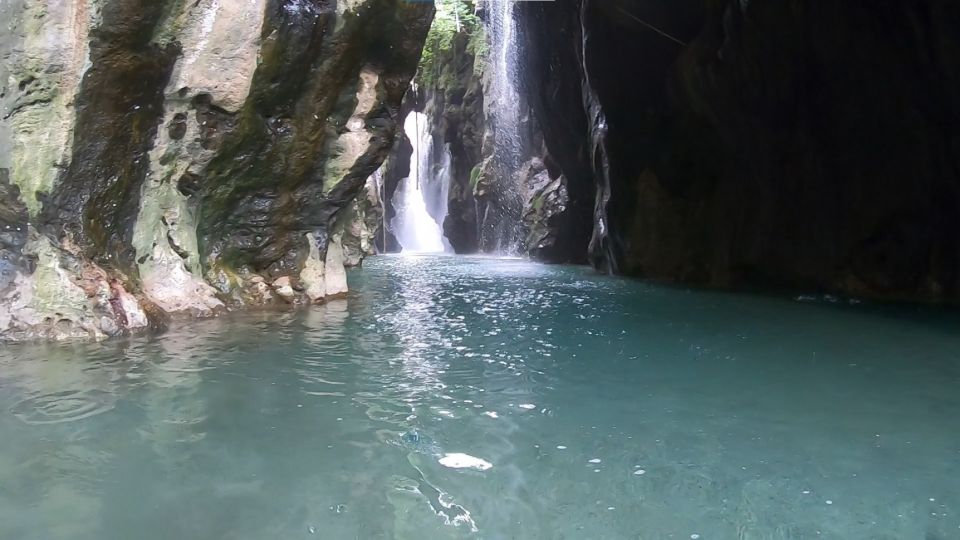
[380,0,534,257]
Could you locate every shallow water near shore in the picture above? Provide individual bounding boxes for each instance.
[1,255,959,539]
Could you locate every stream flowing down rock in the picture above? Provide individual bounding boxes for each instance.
[0,0,434,341]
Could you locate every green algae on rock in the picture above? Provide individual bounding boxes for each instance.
[0,0,434,341]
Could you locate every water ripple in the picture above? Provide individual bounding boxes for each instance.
[10,389,116,425]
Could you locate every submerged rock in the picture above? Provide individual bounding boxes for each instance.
[396,430,444,457]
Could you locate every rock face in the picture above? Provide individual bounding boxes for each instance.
[426,31,485,255]
[0,0,433,340]
[519,0,960,301]
[335,176,383,267]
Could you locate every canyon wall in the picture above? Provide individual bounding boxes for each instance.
[419,28,486,254]
[519,0,960,301]
[0,0,433,340]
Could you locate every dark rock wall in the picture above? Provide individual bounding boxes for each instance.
[41,0,180,270]
[519,0,960,301]
[427,32,485,254]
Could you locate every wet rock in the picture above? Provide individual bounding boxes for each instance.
[0,170,28,294]
[198,0,435,281]
[300,233,327,302]
[0,0,434,341]
[429,31,486,254]
[334,177,382,267]
[272,276,296,302]
[0,233,157,341]
[40,0,180,268]
[521,158,573,262]
[1,0,94,216]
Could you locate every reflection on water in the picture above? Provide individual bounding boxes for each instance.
[1,255,960,539]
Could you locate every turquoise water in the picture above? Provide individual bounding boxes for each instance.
[1,255,959,539]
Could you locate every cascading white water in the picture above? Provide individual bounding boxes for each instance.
[422,142,453,252]
[487,0,521,160]
[390,111,448,253]
[483,0,526,253]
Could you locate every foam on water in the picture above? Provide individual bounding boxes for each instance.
[438,453,493,471]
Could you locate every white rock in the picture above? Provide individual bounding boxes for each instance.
[300,232,326,302]
[324,237,349,297]
[163,0,268,112]
[322,69,380,191]
[272,276,296,299]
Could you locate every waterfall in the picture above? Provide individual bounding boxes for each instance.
[390,111,449,253]
[421,140,453,253]
[483,0,526,254]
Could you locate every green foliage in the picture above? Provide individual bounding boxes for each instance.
[418,0,481,86]
[469,164,482,188]
[467,26,488,78]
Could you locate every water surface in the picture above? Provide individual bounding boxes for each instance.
[1,255,959,539]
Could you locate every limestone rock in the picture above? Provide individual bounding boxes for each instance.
[0,233,154,341]
[0,0,434,341]
[271,276,296,302]
[335,177,382,267]
[300,232,327,302]
[324,238,349,298]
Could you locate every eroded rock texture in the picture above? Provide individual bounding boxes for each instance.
[0,0,433,340]
[519,0,960,300]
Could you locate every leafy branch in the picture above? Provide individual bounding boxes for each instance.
[418,0,482,86]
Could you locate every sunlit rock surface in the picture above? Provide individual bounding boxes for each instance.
[0,0,434,340]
